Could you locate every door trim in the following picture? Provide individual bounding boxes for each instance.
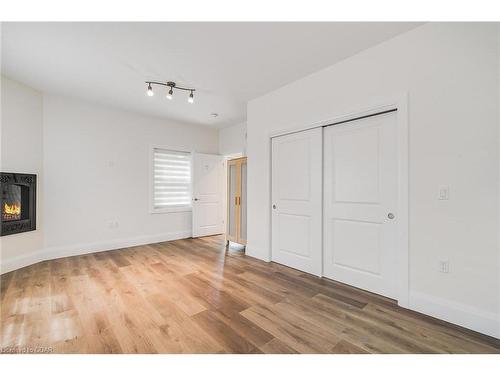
[268,93,409,308]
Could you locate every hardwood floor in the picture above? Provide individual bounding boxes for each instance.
[1,235,499,354]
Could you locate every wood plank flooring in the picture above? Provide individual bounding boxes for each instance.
[1,235,499,353]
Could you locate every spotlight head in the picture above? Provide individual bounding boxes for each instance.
[188,91,194,104]
[146,83,154,97]
[166,88,173,100]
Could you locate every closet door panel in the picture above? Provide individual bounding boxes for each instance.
[323,112,398,299]
[271,127,322,276]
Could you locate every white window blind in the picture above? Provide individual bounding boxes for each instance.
[153,148,191,209]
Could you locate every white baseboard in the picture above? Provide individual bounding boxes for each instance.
[0,251,44,275]
[409,291,499,339]
[0,230,192,274]
[245,245,271,262]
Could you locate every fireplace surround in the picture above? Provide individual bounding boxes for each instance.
[1,172,36,236]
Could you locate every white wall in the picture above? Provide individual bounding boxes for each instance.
[218,122,246,156]
[0,84,218,273]
[0,77,44,269]
[247,23,499,337]
[42,94,218,254]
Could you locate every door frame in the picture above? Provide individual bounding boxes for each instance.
[269,93,409,307]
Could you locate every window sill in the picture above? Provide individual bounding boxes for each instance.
[151,206,192,214]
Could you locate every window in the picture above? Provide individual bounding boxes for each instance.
[152,148,192,212]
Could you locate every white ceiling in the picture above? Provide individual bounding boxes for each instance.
[1,22,422,128]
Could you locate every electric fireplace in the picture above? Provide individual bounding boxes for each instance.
[0,173,36,236]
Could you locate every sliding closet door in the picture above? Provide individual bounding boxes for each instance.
[271,127,322,276]
[323,112,398,298]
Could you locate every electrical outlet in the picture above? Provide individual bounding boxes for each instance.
[107,221,119,229]
[438,260,450,273]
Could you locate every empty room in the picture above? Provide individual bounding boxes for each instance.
[0,2,499,371]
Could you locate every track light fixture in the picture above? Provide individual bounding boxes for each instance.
[145,81,196,103]
[146,83,154,97]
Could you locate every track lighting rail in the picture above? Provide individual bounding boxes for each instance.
[145,81,196,92]
[145,81,195,103]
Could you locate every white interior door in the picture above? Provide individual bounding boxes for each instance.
[323,112,398,299]
[192,152,223,237]
[271,127,322,276]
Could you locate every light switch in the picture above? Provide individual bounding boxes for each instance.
[438,185,449,200]
[438,260,450,273]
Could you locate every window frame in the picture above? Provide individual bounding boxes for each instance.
[149,146,193,214]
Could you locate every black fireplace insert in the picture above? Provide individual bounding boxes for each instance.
[0,172,36,236]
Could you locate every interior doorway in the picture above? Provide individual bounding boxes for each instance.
[222,153,247,250]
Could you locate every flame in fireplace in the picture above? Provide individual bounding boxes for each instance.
[4,202,21,215]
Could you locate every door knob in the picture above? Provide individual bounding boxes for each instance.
[193,198,199,201]
[387,213,395,219]
[272,204,277,209]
